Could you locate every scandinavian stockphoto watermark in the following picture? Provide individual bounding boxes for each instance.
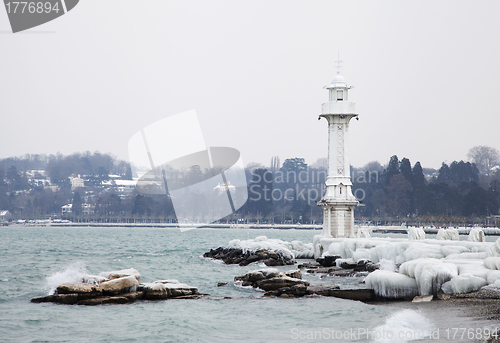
[248,168,379,205]
[3,0,79,33]
[127,110,248,224]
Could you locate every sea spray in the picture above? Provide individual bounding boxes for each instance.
[371,309,433,342]
[45,261,89,295]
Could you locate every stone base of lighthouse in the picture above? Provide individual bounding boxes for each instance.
[317,199,357,238]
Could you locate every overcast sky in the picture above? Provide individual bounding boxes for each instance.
[1,0,499,170]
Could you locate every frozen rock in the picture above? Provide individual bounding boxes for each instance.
[357,227,372,238]
[336,258,357,269]
[468,228,485,242]
[254,276,309,292]
[204,246,294,266]
[484,257,500,270]
[79,274,108,285]
[56,282,102,295]
[408,227,425,240]
[364,270,419,299]
[99,269,141,282]
[141,282,198,299]
[100,275,139,295]
[437,228,459,241]
[487,238,500,257]
[399,258,457,295]
[316,255,340,267]
[441,274,487,294]
[234,268,308,292]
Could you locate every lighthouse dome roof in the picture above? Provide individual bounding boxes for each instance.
[324,73,350,89]
[331,74,345,83]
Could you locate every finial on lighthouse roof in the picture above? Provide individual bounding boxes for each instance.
[334,51,343,74]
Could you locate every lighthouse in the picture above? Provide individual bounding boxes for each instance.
[317,63,359,238]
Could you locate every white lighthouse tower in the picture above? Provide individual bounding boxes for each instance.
[317,61,359,238]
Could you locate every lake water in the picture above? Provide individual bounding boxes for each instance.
[0,227,497,343]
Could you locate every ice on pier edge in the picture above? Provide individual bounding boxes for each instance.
[309,227,500,298]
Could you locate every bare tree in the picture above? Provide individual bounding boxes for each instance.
[467,146,500,176]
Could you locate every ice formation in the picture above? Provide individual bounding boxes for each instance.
[441,274,487,294]
[407,227,425,240]
[227,236,314,259]
[399,258,457,295]
[468,228,485,242]
[357,227,372,238]
[365,270,419,298]
[313,232,500,297]
[436,228,459,240]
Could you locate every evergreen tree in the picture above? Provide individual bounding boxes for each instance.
[72,191,82,216]
[384,155,400,186]
[400,158,412,184]
[411,162,426,189]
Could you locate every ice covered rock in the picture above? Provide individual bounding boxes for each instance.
[225,236,313,260]
[56,282,102,295]
[99,268,141,282]
[408,227,425,240]
[99,275,140,295]
[213,247,292,266]
[468,228,485,242]
[357,227,372,238]
[255,276,309,292]
[79,274,108,285]
[399,258,457,295]
[437,228,459,241]
[441,274,487,294]
[487,238,500,257]
[234,268,308,291]
[486,270,500,284]
[316,255,340,267]
[364,270,419,299]
[141,282,198,299]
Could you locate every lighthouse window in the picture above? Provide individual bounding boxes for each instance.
[336,90,343,101]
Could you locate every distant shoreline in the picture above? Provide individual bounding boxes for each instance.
[5,222,500,235]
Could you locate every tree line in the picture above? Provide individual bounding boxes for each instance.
[0,147,499,225]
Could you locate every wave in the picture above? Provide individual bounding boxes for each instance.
[371,309,433,343]
[45,261,89,295]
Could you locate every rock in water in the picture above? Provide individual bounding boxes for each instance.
[56,282,102,294]
[100,275,139,295]
[204,247,295,266]
[31,268,203,305]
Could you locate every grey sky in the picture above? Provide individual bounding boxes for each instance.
[1,0,499,170]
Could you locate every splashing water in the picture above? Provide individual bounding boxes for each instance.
[45,261,89,295]
[372,309,434,343]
